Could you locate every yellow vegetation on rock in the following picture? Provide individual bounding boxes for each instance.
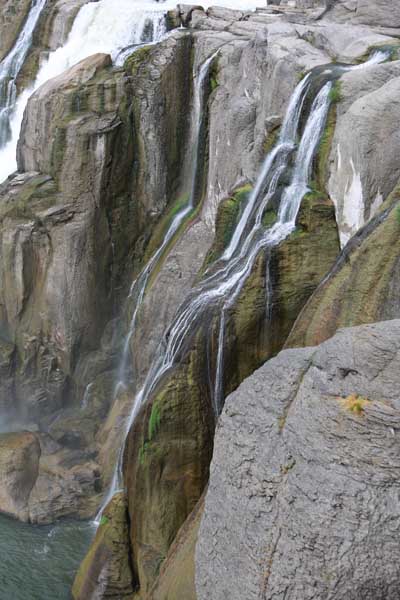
[339,394,371,414]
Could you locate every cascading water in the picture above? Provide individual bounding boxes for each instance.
[222,72,311,262]
[0,0,47,148]
[95,49,392,519]
[94,69,331,523]
[116,48,220,391]
[94,49,220,521]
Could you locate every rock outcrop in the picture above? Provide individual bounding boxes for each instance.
[72,492,134,600]
[287,187,400,348]
[0,431,40,521]
[71,4,400,597]
[197,319,400,600]
[327,62,400,245]
[0,32,193,521]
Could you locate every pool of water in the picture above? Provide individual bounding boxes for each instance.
[0,515,95,599]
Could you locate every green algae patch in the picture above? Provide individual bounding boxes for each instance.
[315,104,337,191]
[262,207,278,228]
[209,57,220,92]
[0,175,57,223]
[263,127,280,155]
[328,80,342,104]
[123,45,153,75]
[148,403,161,440]
[99,515,109,526]
[287,187,400,349]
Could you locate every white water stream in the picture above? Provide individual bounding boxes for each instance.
[0,0,173,182]
[94,49,220,521]
[0,0,391,528]
[0,0,47,147]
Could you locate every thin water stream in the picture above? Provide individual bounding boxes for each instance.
[94,48,220,520]
[0,0,47,147]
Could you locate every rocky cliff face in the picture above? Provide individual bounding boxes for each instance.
[0,0,399,598]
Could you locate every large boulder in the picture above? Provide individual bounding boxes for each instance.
[0,431,40,521]
[197,319,400,600]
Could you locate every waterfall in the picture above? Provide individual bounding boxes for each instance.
[0,0,47,148]
[213,310,226,415]
[222,73,311,261]
[141,81,332,411]
[94,49,219,522]
[0,0,172,183]
[94,70,333,523]
[0,0,268,185]
[116,48,220,395]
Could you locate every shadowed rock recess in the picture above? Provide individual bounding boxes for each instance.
[0,0,399,598]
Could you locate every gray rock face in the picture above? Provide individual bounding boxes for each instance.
[197,320,400,600]
[328,65,400,246]
[46,0,90,51]
[278,0,400,28]
[0,32,195,520]
[326,0,400,28]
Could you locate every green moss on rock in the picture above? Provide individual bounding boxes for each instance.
[262,207,278,228]
[124,324,215,596]
[263,127,280,155]
[0,175,57,223]
[287,187,400,348]
[124,45,153,75]
[315,104,336,191]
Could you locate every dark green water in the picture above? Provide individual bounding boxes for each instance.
[0,515,95,599]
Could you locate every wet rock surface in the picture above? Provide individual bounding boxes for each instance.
[72,492,134,600]
[0,0,31,62]
[0,431,40,521]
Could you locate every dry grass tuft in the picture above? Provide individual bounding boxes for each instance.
[339,393,371,415]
